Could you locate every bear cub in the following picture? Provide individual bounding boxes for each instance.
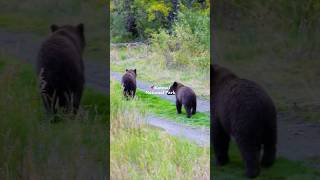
[37,23,85,114]
[122,69,137,99]
[211,64,277,178]
[167,82,197,118]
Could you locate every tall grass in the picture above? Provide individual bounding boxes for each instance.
[0,55,107,179]
[110,80,210,179]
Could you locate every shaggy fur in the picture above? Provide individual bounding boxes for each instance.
[211,64,277,178]
[37,24,85,114]
[122,69,137,99]
[167,81,197,118]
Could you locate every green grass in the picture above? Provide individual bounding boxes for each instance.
[111,46,210,99]
[0,13,49,34]
[111,79,210,127]
[0,0,107,61]
[216,18,320,122]
[110,79,209,179]
[0,55,107,179]
[213,144,320,180]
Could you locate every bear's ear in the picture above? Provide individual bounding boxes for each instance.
[126,69,128,72]
[173,81,178,87]
[77,23,84,33]
[50,24,59,32]
[134,69,137,75]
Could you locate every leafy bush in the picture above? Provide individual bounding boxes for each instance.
[111,12,132,42]
[111,0,209,41]
[151,7,209,69]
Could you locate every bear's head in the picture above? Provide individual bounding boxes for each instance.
[125,69,137,77]
[50,23,86,52]
[167,81,183,95]
[212,64,238,95]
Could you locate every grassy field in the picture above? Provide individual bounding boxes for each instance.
[111,79,209,127]
[215,2,320,122]
[0,0,107,60]
[216,29,320,122]
[111,45,210,99]
[0,55,107,179]
[212,143,320,180]
[110,79,210,179]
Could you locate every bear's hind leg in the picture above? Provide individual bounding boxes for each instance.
[213,118,230,166]
[132,89,136,98]
[185,105,192,118]
[192,105,196,115]
[236,138,261,178]
[261,130,276,167]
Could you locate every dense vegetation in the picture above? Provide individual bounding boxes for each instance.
[111,0,210,99]
[214,0,320,122]
[0,55,107,179]
[111,0,209,41]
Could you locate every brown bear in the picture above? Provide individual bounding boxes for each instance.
[211,64,277,178]
[121,69,137,99]
[167,82,197,118]
[37,23,85,114]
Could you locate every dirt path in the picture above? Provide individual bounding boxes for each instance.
[146,116,210,146]
[111,71,210,113]
[0,29,108,93]
[1,29,320,165]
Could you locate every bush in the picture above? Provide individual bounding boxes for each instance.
[111,12,132,42]
[150,7,209,70]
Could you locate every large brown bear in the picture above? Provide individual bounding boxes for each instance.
[211,64,277,178]
[122,69,137,99]
[37,24,85,114]
[167,82,197,118]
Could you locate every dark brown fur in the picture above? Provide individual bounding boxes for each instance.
[37,24,85,114]
[211,64,277,178]
[122,69,137,99]
[167,82,197,118]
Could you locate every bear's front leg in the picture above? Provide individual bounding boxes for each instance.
[176,100,182,114]
[213,117,230,166]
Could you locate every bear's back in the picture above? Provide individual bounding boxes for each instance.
[215,78,276,134]
[176,85,196,105]
[122,72,136,88]
[37,31,84,76]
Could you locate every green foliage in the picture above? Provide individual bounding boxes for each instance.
[0,55,107,178]
[151,7,209,69]
[110,13,132,42]
[111,0,210,41]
